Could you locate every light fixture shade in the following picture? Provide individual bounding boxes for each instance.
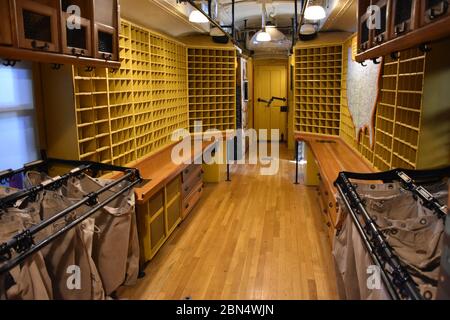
[304,5,326,20]
[255,30,271,42]
[189,10,209,23]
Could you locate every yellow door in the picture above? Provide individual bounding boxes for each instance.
[254,65,288,141]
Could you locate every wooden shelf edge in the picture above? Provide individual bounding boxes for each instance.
[356,18,450,62]
[0,46,121,68]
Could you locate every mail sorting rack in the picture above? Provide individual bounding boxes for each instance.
[42,19,189,167]
[339,37,427,171]
[294,45,342,137]
[372,48,426,170]
[188,48,237,132]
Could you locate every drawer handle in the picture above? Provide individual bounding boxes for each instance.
[328,202,333,208]
[32,41,49,51]
[429,1,449,20]
[72,48,85,57]
[394,22,406,35]
[375,34,384,44]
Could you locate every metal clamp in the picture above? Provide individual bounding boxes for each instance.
[13,230,34,254]
[86,192,99,207]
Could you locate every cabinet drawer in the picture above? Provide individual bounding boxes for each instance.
[182,180,203,220]
[182,170,203,198]
[182,164,202,183]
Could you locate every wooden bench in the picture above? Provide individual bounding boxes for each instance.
[294,133,377,245]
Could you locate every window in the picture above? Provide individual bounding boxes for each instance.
[0,61,40,172]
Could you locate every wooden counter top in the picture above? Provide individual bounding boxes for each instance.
[132,139,216,203]
[294,133,376,194]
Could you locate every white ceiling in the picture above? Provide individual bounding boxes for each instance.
[120,0,357,38]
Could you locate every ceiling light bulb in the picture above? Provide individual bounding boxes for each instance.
[256,30,271,42]
[304,5,326,20]
[189,10,209,23]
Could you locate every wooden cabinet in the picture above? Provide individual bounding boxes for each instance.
[136,175,182,265]
[0,0,15,46]
[356,0,450,62]
[181,164,204,220]
[93,0,118,61]
[0,0,120,68]
[420,0,450,26]
[60,0,92,57]
[15,0,60,52]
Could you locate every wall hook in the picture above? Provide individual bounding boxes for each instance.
[372,58,381,65]
[2,59,19,67]
[419,43,432,53]
[390,52,400,60]
[360,61,367,67]
[51,63,62,70]
[85,66,95,72]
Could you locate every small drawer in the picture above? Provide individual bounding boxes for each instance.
[182,181,203,220]
[166,175,181,202]
[182,171,203,198]
[182,164,202,183]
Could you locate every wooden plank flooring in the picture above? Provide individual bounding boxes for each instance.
[118,143,338,300]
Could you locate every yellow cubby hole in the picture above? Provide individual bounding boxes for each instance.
[187,47,237,132]
[42,19,189,166]
[294,44,342,137]
[340,35,450,171]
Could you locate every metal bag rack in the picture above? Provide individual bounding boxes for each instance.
[334,166,450,300]
[0,158,142,275]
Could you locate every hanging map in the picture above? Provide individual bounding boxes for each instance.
[346,47,382,145]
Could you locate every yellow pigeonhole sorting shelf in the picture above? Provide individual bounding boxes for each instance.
[294,45,342,137]
[42,20,189,166]
[188,48,237,132]
[340,35,433,171]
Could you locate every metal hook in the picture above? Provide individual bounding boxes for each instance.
[360,61,367,67]
[2,59,19,67]
[51,63,62,70]
[85,66,95,72]
[372,58,381,64]
[419,43,432,53]
[109,68,118,74]
[390,52,400,60]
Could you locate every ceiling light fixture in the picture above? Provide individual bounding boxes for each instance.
[189,9,209,23]
[304,5,326,20]
[254,3,271,42]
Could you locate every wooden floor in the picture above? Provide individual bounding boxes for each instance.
[119,143,338,300]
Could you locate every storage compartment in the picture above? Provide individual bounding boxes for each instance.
[391,0,416,37]
[148,189,164,219]
[150,211,166,251]
[166,195,181,235]
[182,180,203,220]
[16,0,60,52]
[421,0,450,25]
[60,0,92,56]
[372,0,390,45]
[93,0,118,60]
[166,175,181,202]
[0,0,15,45]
